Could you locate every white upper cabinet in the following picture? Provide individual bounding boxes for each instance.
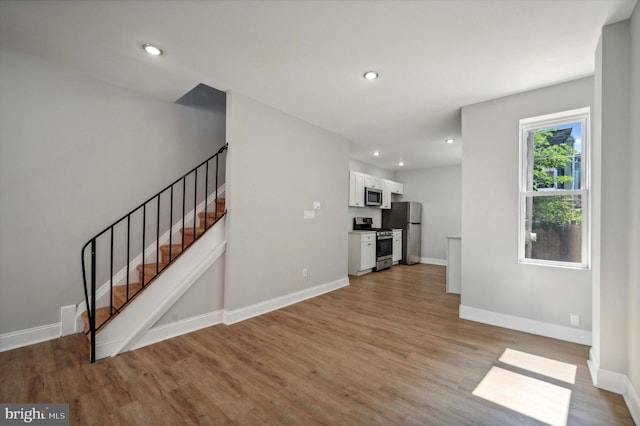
[364,175,383,190]
[390,181,403,195]
[349,170,403,208]
[381,180,393,209]
[349,171,365,207]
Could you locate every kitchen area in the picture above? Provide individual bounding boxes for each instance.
[347,167,422,275]
[347,164,462,294]
[348,201,421,276]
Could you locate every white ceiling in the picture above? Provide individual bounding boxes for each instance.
[0,0,636,170]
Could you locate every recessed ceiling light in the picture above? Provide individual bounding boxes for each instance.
[142,43,164,56]
[373,151,380,156]
[445,138,455,144]
[363,71,379,80]
[398,161,404,167]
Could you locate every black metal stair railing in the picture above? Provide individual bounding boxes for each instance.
[81,143,228,363]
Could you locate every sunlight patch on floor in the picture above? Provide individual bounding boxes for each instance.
[472,366,572,426]
[499,348,577,384]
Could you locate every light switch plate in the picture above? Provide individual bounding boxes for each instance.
[313,201,321,210]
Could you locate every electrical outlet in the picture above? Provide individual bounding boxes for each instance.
[302,268,308,277]
[570,313,581,326]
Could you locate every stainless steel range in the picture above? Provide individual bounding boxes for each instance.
[353,217,393,271]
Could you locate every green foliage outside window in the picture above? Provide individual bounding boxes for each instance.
[531,129,582,228]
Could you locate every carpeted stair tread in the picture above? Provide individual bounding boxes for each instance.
[81,306,113,335]
[159,243,190,263]
[197,210,225,220]
[112,283,143,309]
[180,227,206,237]
[180,227,205,245]
[136,262,168,284]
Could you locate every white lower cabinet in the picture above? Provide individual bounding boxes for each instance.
[392,229,402,264]
[348,232,376,275]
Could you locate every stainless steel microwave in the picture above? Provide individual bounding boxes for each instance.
[365,187,382,206]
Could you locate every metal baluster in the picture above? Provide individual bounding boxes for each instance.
[110,226,114,312]
[156,194,160,274]
[90,238,96,363]
[126,215,130,301]
[204,160,209,230]
[169,186,173,263]
[193,169,197,240]
[182,178,186,250]
[215,153,219,219]
[142,205,146,286]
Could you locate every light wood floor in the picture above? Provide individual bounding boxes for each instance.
[0,264,634,425]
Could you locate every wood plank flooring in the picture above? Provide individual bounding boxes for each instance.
[0,264,634,425]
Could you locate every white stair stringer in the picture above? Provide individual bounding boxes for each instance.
[92,216,226,361]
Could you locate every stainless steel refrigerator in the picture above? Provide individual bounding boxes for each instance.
[382,202,422,265]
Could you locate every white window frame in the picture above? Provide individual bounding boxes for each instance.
[518,107,590,269]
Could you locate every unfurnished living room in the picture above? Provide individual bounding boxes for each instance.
[0,1,638,425]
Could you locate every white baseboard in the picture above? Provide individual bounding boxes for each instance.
[223,277,350,325]
[130,310,223,351]
[420,257,447,266]
[587,347,600,387]
[351,268,373,276]
[624,376,640,425]
[0,323,60,352]
[588,348,640,424]
[459,304,592,345]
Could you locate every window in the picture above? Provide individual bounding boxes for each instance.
[519,108,590,268]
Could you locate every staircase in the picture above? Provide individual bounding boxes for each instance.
[80,199,225,334]
[80,144,228,362]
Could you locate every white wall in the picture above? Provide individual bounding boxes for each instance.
[348,159,395,228]
[395,165,462,261]
[460,77,593,336]
[591,8,640,411]
[224,92,349,311]
[154,254,225,326]
[591,20,630,377]
[0,48,226,334]
[628,2,640,403]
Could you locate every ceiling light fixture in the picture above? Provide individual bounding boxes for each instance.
[445,138,455,144]
[142,43,164,56]
[363,71,379,80]
[373,151,380,156]
[398,161,404,167]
